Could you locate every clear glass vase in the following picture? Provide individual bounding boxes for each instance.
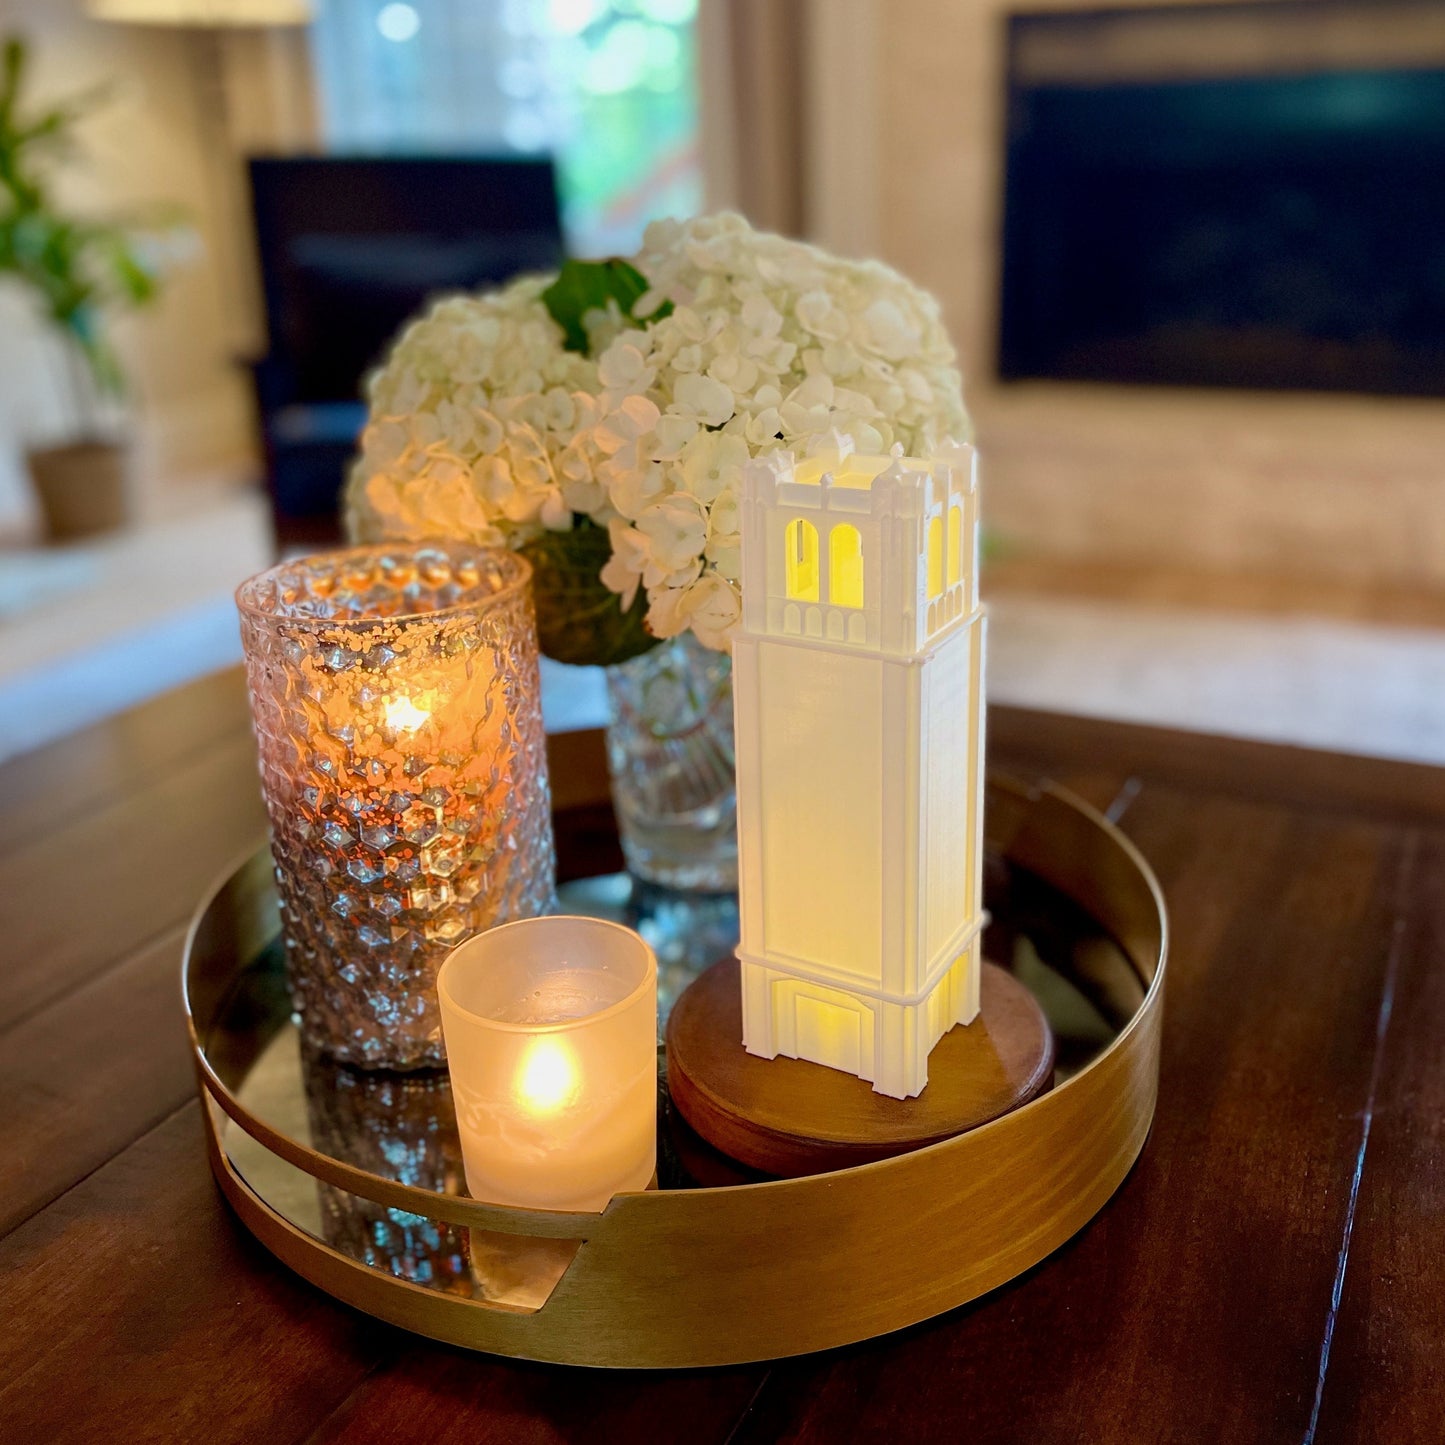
[604,633,737,892]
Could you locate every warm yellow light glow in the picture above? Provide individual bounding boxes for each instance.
[384,695,431,732]
[794,993,865,1077]
[829,524,864,609]
[515,1037,580,1115]
[785,518,819,602]
[791,456,890,490]
[926,516,945,599]
[947,505,962,588]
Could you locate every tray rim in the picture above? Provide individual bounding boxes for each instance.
[184,771,1168,1367]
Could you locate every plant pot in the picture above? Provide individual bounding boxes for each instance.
[27,440,133,541]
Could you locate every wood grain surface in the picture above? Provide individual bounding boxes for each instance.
[1,667,1441,1441]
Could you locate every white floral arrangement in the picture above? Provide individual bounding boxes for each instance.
[348,213,970,663]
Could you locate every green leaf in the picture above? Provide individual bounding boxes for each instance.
[99,233,158,304]
[519,520,659,667]
[540,256,670,355]
[0,39,25,123]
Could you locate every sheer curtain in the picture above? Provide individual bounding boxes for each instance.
[696,0,806,235]
[697,0,880,255]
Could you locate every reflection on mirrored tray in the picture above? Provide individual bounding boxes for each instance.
[223,1034,579,1308]
[303,1051,472,1294]
[555,872,742,1027]
[214,861,1143,1302]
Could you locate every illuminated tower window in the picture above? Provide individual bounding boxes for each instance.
[785,518,819,602]
[927,515,945,598]
[829,524,864,609]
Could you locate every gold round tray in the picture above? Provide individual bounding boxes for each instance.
[184,774,1167,1369]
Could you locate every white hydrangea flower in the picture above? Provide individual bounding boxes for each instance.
[345,273,611,548]
[589,212,970,652]
[678,572,744,651]
[635,493,709,576]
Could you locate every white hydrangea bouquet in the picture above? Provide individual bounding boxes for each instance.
[347,212,970,666]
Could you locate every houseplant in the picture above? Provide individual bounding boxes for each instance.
[0,36,182,540]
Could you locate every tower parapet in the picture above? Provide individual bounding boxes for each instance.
[738,445,978,657]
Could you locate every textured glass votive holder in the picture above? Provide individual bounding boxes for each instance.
[237,542,557,1070]
[437,916,658,1212]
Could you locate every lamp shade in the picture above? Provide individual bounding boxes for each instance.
[86,0,312,24]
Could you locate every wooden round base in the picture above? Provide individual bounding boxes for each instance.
[666,959,1055,1177]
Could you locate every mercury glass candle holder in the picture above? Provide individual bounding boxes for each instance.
[237,542,557,1070]
[437,915,657,1212]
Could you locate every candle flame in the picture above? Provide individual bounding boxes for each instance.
[516,1037,580,1115]
[384,695,430,732]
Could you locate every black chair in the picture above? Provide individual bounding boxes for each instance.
[247,155,565,547]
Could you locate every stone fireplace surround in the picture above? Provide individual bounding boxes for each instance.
[858,0,1445,590]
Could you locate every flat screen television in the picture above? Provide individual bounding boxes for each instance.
[998,5,1445,396]
[248,155,564,404]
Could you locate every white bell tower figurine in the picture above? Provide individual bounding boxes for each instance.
[731,444,986,1099]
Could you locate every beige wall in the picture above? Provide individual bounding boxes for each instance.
[872,0,1445,588]
[0,1,309,537]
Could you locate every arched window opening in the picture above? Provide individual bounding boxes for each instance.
[947,504,962,588]
[927,515,945,599]
[785,518,819,602]
[829,524,864,609]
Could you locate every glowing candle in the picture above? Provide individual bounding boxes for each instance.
[382,694,431,733]
[237,542,556,1070]
[437,916,657,1212]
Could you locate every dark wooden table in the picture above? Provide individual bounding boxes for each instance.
[2,668,1442,1444]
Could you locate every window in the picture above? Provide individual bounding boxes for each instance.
[946,504,962,588]
[309,0,703,257]
[829,524,864,609]
[927,515,944,598]
[785,518,819,602]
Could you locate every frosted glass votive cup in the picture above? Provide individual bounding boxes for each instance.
[437,916,658,1213]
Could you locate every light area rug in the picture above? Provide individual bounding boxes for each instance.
[3,499,1444,771]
